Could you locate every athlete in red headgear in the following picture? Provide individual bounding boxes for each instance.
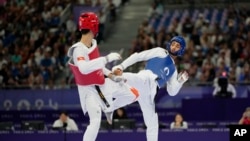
[67,12,139,141]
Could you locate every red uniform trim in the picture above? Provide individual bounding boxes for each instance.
[69,47,105,85]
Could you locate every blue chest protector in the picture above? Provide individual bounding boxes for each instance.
[145,55,176,88]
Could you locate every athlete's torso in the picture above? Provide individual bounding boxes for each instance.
[145,55,176,88]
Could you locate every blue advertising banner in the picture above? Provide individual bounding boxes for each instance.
[0,86,249,111]
[0,89,80,111]
[0,86,249,123]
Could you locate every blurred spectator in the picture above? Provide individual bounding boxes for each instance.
[52,111,79,131]
[16,64,29,88]
[41,6,51,24]
[0,63,9,88]
[28,67,43,89]
[239,107,250,125]
[66,14,77,33]
[108,0,116,22]
[83,0,92,6]
[182,17,194,35]
[147,1,164,19]
[170,113,188,129]
[139,19,151,35]
[40,49,55,84]
[194,13,205,30]
[113,108,128,120]
[147,2,156,18]
[238,63,250,83]
[11,48,22,64]
[213,72,237,98]
[30,26,42,42]
[0,53,7,70]
[96,9,107,44]
[121,0,129,6]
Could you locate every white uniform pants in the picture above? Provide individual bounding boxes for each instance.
[77,78,137,141]
[123,70,159,141]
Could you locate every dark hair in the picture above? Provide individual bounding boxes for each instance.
[80,29,91,35]
[76,29,91,39]
[113,108,127,119]
[215,77,233,98]
[175,113,184,126]
[60,110,68,116]
[218,77,228,93]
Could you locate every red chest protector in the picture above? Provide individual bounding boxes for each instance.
[69,47,105,85]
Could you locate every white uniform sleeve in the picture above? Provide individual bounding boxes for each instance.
[228,84,237,98]
[67,118,79,131]
[103,67,111,76]
[212,86,219,96]
[170,122,175,129]
[121,47,167,70]
[166,70,184,96]
[73,47,107,74]
[52,120,61,127]
[182,121,188,129]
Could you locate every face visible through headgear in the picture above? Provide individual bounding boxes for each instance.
[166,36,186,56]
[170,41,181,54]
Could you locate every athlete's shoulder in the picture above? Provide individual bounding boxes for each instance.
[153,47,168,54]
[154,47,166,51]
[72,42,85,48]
[67,42,86,57]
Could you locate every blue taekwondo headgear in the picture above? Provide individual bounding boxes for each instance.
[166,36,186,56]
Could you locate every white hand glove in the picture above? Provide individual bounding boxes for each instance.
[110,74,125,82]
[106,52,121,63]
[112,65,124,72]
[177,71,189,84]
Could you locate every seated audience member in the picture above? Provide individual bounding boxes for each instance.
[170,113,188,129]
[213,75,236,98]
[52,111,78,131]
[239,107,250,125]
[113,108,128,120]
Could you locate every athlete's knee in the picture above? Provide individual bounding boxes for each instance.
[89,116,101,129]
[129,87,139,101]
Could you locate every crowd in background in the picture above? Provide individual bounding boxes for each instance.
[0,0,124,89]
[129,1,250,86]
[0,0,250,89]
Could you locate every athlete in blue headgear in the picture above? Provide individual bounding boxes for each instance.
[112,36,189,141]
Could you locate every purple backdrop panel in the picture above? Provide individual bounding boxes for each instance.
[0,110,88,124]
[182,98,250,121]
[0,89,80,110]
[155,85,250,108]
[0,86,249,111]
